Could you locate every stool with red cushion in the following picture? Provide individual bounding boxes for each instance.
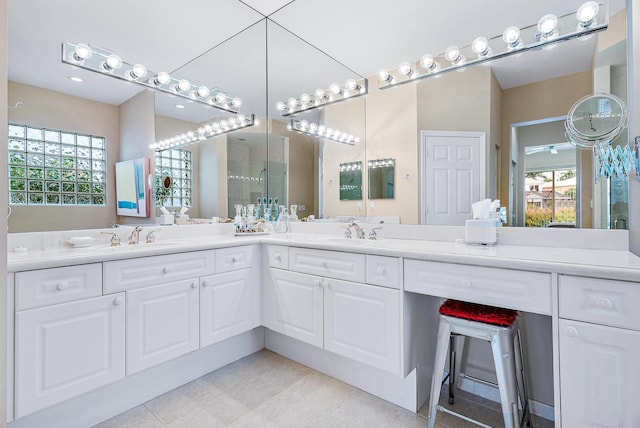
[426,299,533,428]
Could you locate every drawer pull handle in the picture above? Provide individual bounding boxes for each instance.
[597,298,613,310]
[231,256,237,263]
[202,280,210,287]
[462,280,472,289]
[564,326,579,338]
[113,296,124,306]
[376,267,386,276]
[274,255,281,262]
[191,282,198,289]
[162,267,171,274]
[56,282,69,291]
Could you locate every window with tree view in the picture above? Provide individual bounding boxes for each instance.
[8,124,106,206]
[524,169,576,227]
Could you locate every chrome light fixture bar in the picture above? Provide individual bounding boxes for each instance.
[151,114,256,150]
[368,158,395,169]
[378,1,609,89]
[288,119,360,145]
[62,42,242,114]
[277,78,368,117]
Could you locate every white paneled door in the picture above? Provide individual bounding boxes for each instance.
[421,131,485,225]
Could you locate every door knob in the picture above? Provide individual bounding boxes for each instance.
[113,296,124,306]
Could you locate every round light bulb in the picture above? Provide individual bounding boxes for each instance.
[300,120,309,130]
[503,26,522,50]
[176,79,191,92]
[378,69,392,82]
[538,14,558,38]
[204,124,213,133]
[214,92,226,104]
[130,64,147,79]
[577,1,599,27]
[398,62,414,77]
[329,83,342,95]
[103,54,122,71]
[419,55,438,72]
[196,86,210,98]
[345,79,358,91]
[231,97,242,108]
[300,93,311,104]
[444,46,465,66]
[288,97,298,108]
[220,120,229,129]
[314,88,326,99]
[73,44,92,61]
[237,114,246,123]
[309,123,318,133]
[471,37,491,57]
[275,101,285,111]
[155,72,171,85]
[228,118,237,126]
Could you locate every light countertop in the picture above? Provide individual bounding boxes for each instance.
[8,231,640,283]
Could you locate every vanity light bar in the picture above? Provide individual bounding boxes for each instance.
[288,119,360,145]
[378,1,609,89]
[339,162,362,172]
[368,158,395,169]
[61,42,242,114]
[151,114,256,150]
[277,78,368,117]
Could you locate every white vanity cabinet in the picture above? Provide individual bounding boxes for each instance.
[200,246,260,348]
[15,292,125,418]
[558,275,640,427]
[125,278,200,375]
[265,247,402,375]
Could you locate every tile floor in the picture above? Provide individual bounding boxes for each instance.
[94,350,554,428]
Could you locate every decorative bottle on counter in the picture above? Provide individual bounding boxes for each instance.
[273,198,279,221]
[256,197,262,220]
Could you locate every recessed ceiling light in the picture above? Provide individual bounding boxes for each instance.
[68,76,83,83]
[175,104,185,109]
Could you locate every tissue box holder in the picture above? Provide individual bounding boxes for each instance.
[465,219,497,245]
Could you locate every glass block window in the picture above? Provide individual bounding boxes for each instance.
[8,124,107,206]
[155,149,192,207]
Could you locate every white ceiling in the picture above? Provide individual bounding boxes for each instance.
[7,0,626,125]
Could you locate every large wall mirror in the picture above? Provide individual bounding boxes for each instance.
[6,0,628,231]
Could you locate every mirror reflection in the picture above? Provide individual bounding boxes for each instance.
[6,2,628,231]
[339,162,363,201]
[368,158,395,200]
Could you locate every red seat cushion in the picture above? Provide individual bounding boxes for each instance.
[439,299,518,327]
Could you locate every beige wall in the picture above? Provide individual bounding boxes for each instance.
[323,97,367,219]
[272,120,318,217]
[7,82,120,232]
[117,91,156,226]
[499,71,593,227]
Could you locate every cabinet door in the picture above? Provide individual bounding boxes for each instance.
[559,319,640,427]
[126,279,199,375]
[15,293,125,418]
[266,269,323,348]
[200,269,256,348]
[324,279,401,374]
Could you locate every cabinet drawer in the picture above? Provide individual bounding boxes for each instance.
[267,245,289,269]
[289,247,365,283]
[404,260,552,315]
[215,245,254,273]
[104,250,215,293]
[559,275,640,331]
[16,264,102,311]
[366,255,400,289]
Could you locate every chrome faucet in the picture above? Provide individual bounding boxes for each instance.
[128,226,143,245]
[350,222,366,239]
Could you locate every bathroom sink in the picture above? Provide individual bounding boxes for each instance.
[77,240,186,253]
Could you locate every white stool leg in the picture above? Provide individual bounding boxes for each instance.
[515,328,533,427]
[490,329,520,428]
[427,318,452,428]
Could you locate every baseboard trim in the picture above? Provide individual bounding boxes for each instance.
[455,372,555,422]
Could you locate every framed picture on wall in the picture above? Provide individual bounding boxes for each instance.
[115,157,150,217]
